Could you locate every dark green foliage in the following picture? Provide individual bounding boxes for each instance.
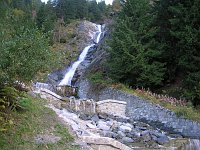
[88,1,101,22]
[108,0,166,88]
[0,86,29,131]
[108,0,200,105]
[0,19,52,84]
[154,0,200,104]
[52,0,107,22]
[37,2,57,33]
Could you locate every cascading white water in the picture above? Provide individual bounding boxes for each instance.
[59,24,102,86]
[59,44,95,86]
[96,25,102,44]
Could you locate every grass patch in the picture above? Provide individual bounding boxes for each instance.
[0,95,78,150]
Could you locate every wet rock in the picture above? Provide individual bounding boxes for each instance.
[121,137,134,143]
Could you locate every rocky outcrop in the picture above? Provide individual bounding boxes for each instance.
[34,87,200,149]
[78,79,200,139]
[37,88,127,117]
[47,20,101,85]
[96,100,126,117]
[81,136,131,150]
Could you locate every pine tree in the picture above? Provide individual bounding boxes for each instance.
[88,0,101,22]
[108,0,166,88]
[169,0,200,104]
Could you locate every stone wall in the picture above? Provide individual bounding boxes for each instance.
[96,100,126,117]
[78,79,200,139]
[39,88,127,117]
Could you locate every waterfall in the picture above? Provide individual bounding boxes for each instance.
[59,44,95,86]
[59,24,103,86]
[95,25,102,44]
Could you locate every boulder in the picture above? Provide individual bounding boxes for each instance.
[87,123,96,129]
[91,114,99,123]
[97,121,110,131]
[142,133,152,142]
[155,135,169,145]
[121,137,134,143]
[102,131,115,138]
[117,131,126,139]
[119,125,132,133]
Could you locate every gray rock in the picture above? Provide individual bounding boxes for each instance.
[106,120,114,126]
[119,125,132,132]
[151,131,165,138]
[112,132,118,138]
[124,123,133,129]
[131,130,141,137]
[98,113,108,119]
[121,137,134,143]
[79,113,91,120]
[72,124,79,130]
[155,136,169,145]
[86,123,96,129]
[117,131,126,139]
[142,133,152,142]
[91,114,99,123]
[102,131,115,138]
[168,134,183,138]
[141,130,150,136]
[97,121,110,131]
[116,117,129,123]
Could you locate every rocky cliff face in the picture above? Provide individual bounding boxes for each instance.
[74,23,111,87]
[48,20,100,85]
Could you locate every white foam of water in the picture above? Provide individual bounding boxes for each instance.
[59,44,95,86]
[59,24,102,86]
[96,25,102,43]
